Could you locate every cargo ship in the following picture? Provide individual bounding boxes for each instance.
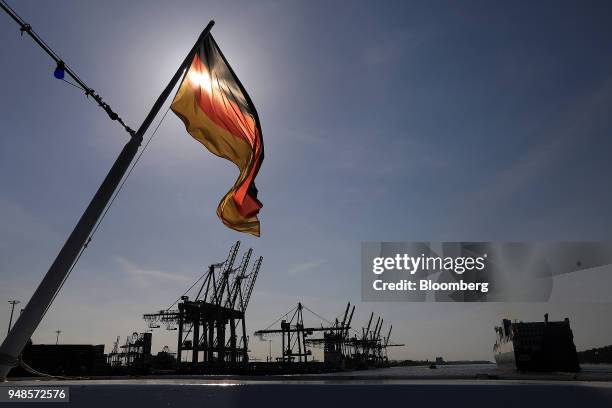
[493,314,580,372]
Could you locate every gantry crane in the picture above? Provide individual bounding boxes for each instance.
[256,302,403,369]
[143,241,262,370]
[254,302,340,363]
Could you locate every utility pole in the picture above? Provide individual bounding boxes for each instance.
[0,2,215,380]
[6,300,20,336]
[268,339,272,362]
[55,330,61,345]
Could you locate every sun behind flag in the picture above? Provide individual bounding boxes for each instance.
[171,34,264,236]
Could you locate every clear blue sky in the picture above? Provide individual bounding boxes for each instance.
[1,0,612,361]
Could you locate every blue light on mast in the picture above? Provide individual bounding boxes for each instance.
[54,61,65,79]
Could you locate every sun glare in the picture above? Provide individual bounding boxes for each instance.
[188,69,213,93]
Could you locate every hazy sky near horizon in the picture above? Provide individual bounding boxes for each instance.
[2,0,612,361]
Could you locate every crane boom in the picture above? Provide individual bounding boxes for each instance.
[385,325,393,347]
[372,316,381,340]
[227,248,252,309]
[340,302,350,329]
[214,241,240,306]
[242,256,262,312]
[344,305,355,338]
[364,312,373,339]
[376,318,384,340]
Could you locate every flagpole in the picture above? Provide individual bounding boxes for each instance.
[0,20,215,381]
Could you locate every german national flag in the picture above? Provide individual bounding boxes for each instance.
[171,34,264,236]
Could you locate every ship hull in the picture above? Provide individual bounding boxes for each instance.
[493,317,580,372]
[494,350,515,368]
